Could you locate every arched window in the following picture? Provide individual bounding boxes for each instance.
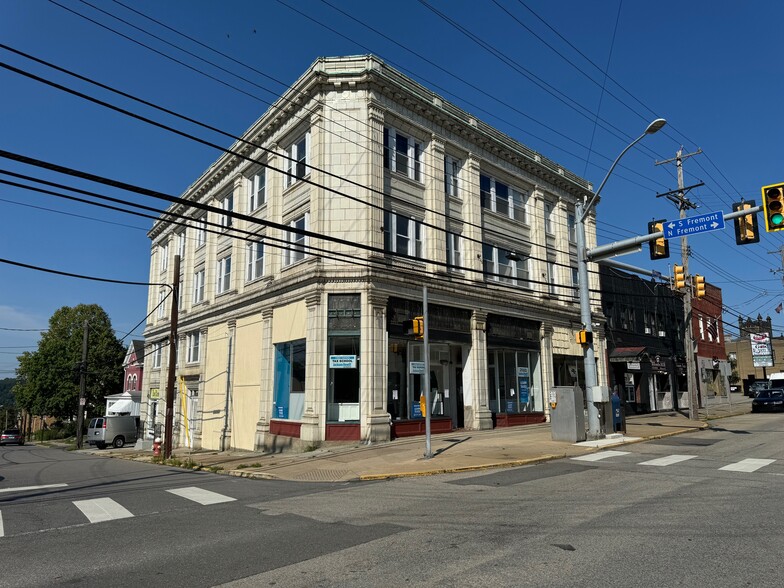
[126,375,132,391]
[131,374,137,391]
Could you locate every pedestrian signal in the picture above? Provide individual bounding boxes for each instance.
[403,316,424,339]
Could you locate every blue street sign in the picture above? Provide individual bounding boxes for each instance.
[663,211,725,239]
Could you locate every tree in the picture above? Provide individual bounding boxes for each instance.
[14,304,125,420]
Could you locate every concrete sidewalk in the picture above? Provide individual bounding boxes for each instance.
[92,393,750,483]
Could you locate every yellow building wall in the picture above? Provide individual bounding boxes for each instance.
[231,316,263,450]
[272,300,307,343]
[201,326,229,451]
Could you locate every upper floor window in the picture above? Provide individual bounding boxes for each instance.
[383,211,424,259]
[699,315,705,340]
[547,259,557,295]
[177,231,186,261]
[186,331,201,364]
[567,213,576,243]
[480,174,526,222]
[219,193,234,230]
[159,242,169,273]
[195,216,207,248]
[284,214,308,266]
[544,202,555,234]
[384,127,422,182]
[482,244,529,287]
[250,169,266,211]
[156,289,166,319]
[247,241,265,281]
[446,232,462,270]
[285,131,310,188]
[178,278,184,311]
[193,268,205,304]
[445,155,461,198]
[151,341,162,369]
[216,254,232,294]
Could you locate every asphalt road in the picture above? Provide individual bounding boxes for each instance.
[2,412,784,587]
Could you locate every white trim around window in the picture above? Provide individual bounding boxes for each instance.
[383,211,424,259]
[216,254,232,294]
[219,193,234,230]
[446,232,462,270]
[151,341,162,369]
[193,267,205,304]
[480,174,527,222]
[246,240,265,281]
[445,155,461,198]
[159,242,169,273]
[384,126,423,182]
[482,244,530,288]
[195,215,207,248]
[249,168,266,211]
[284,214,308,266]
[186,331,201,364]
[285,131,310,188]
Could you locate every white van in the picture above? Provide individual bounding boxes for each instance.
[87,415,139,449]
[768,372,784,388]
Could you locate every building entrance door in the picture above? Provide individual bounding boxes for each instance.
[408,343,455,423]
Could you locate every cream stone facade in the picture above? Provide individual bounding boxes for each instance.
[141,55,604,451]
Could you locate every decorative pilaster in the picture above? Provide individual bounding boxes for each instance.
[364,292,391,443]
[540,323,555,421]
[426,134,447,273]
[530,186,548,296]
[254,308,274,449]
[463,154,483,275]
[367,101,385,254]
[266,144,283,277]
[553,197,570,302]
[300,292,324,443]
[469,311,493,430]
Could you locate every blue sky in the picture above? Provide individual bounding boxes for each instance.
[1,0,783,376]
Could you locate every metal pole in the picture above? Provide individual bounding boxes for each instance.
[576,202,601,439]
[423,286,432,458]
[164,255,180,459]
[221,331,233,452]
[75,320,89,449]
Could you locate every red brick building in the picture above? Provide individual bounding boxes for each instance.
[691,282,729,401]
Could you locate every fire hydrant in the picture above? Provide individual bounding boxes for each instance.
[152,437,162,457]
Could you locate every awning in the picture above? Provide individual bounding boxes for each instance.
[608,347,647,363]
[108,399,134,414]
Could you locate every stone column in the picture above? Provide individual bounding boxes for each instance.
[529,186,548,296]
[540,323,555,421]
[266,144,283,277]
[364,291,391,443]
[553,197,570,303]
[254,308,274,449]
[300,292,325,443]
[367,100,385,255]
[463,154,483,275]
[426,134,446,273]
[469,311,493,430]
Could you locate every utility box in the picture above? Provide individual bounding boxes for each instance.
[588,385,610,403]
[550,385,586,442]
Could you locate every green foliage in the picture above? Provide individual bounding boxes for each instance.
[13,304,125,420]
[0,378,16,407]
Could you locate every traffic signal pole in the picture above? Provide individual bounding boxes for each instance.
[422,286,432,459]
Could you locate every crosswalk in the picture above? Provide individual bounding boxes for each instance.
[0,485,237,538]
[572,451,782,474]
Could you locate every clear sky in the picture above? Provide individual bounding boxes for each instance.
[2,0,783,377]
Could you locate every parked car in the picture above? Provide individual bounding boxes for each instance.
[0,428,24,445]
[751,389,784,412]
[86,416,139,449]
[748,381,770,397]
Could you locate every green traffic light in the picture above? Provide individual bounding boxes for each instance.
[772,213,784,226]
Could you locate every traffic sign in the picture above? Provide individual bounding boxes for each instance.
[663,211,725,239]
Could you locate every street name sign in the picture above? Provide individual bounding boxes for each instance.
[663,211,725,239]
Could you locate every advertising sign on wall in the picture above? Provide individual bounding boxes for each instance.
[751,332,774,368]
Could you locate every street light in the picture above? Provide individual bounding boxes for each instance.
[576,118,667,439]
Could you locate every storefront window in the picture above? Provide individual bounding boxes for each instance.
[487,349,542,413]
[327,294,361,423]
[273,339,306,420]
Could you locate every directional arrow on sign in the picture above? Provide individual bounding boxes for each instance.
[663,211,725,239]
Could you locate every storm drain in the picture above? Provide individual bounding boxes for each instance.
[293,469,357,482]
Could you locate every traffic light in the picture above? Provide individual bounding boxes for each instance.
[762,182,784,232]
[648,219,669,260]
[403,316,424,339]
[575,330,593,346]
[732,200,760,245]
[694,274,706,298]
[673,265,686,289]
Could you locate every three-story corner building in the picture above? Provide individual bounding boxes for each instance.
[141,55,606,452]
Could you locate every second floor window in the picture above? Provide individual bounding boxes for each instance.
[247,241,265,281]
[186,332,201,364]
[177,230,186,261]
[156,289,166,319]
[446,232,462,270]
[482,244,529,287]
[193,268,205,304]
[567,213,576,243]
[151,341,162,369]
[544,202,554,234]
[216,255,232,294]
[195,216,207,248]
[384,127,422,181]
[383,211,424,258]
[250,169,266,211]
[219,193,234,230]
[285,131,309,188]
[284,214,308,266]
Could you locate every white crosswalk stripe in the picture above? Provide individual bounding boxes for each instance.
[0,510,4,538]
[166,486,236,505]
[571,450,630,462]
[639,455,697,467]
[719,458,776,473]
[73,498,134,523]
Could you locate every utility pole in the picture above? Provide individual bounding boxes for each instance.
[75,319,89,449]
[423,285,432,459]
[164,255,180,459]
[656,147,702,419]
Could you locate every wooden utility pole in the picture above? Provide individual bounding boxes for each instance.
[656,147,702,419]
[75,319,89,449]
[164,255,180,459]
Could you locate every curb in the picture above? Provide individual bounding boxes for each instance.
[358,454,567,481]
